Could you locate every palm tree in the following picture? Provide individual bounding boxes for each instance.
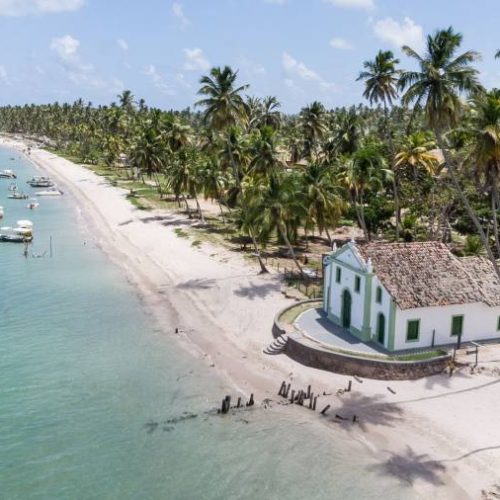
[248,126,284,177]
[130,121,166,195]
[299,101,327,160]
[196,66,249,188]
[118,90,135,112]
[357,50,400,107]
[337,145,391,241]
[357,50,401,239]
[467,89,500,255]
[399,27,500,277]
[243,172,306,276]
[395,131,440,177]
[260,96,282,130]
[302,163,346,245]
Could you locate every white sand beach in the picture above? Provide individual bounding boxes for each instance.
[4,135,500,498]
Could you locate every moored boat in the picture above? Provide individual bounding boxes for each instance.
[0,225,33,242]
[27,176,54,188]
[36,187,63,197]
[8,191,29,200]
[0,169,16,179]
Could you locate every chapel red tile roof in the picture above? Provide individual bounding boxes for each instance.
[356,242,500,310]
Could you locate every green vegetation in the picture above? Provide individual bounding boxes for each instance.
[278,301,320,326]
[174,228,189,238]
[2,27,500,280]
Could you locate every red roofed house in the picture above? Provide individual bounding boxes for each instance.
[323,241,500,351]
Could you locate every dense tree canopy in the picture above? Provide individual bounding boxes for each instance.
[1,26,499,276]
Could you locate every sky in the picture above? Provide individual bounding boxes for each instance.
[0,0,499,112]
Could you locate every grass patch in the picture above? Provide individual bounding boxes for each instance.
[279,301,321,326]
[191,239,202,248]
[174,228,189,239]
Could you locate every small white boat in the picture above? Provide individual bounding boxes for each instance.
[27,176,54,188]
[0,169,16,179]
[0,226,33,242]
[14,220,33,237]
[8,191,29,200]
[36,188,63,197]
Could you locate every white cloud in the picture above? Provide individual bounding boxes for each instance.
[145,64,176,95]
[373,16,424,51]
[282,52,336,91]
[326,0,374,10]
[172,2,190,29]
[0,0,84,16]
[183,48,210,71]
[117,38,128,51]
[50,34,79,60]
[50,35,104,88]
[330,37,353,50]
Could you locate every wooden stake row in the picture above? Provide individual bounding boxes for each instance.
[219,393,254,414]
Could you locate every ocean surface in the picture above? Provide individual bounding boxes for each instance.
[0,148,417,499]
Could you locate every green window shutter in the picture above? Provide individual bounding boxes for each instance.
[406,320,420,341]
[354,276,360,293]
[376,286,382,304]
[451,315,464,337]
[336,267,341,283]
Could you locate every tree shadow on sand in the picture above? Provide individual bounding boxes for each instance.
[371,446,446,486]
[233,282,278,299]
[176,278,216,290]
[324,393,404,432]
[423,368,470,390]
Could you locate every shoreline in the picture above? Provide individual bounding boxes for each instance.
[4,136,500,498]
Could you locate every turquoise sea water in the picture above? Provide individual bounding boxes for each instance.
[0,149,417,499]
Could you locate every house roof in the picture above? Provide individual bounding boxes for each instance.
[355,242,500,310]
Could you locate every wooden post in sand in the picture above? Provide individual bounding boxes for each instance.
[320,405,331,416]
[290,390,295,403]
[285,383,291,398]
[309,393,314,409]
[307,385,311,399]
[313,396,317,411]
[279,381,286,396]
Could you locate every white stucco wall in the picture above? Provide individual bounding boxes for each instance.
[369,276,392,348]
[325,247,366,333]
[394,302,500,350]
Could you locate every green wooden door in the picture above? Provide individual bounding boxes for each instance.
[377,313,385,344]
[342,290,352,329]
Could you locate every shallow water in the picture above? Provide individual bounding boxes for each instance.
[0,148,417,499]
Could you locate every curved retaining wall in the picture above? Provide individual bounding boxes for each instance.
[272,299,321,339]
[274,301,451,380]
[286,334,450,380]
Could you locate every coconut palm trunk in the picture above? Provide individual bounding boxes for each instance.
[436,131,500,278]
[249,227,268,274]
[491,184,500,257]
[278,224,304,277]
[193,193,205,224]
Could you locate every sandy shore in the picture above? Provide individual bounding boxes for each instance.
[4,136,500,498]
